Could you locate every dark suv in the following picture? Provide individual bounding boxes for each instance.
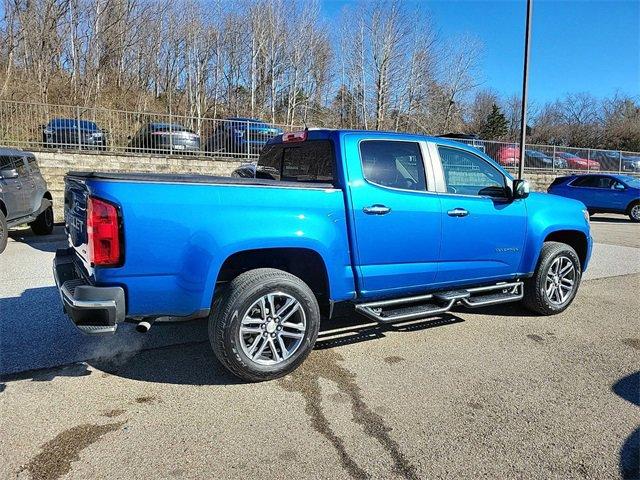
[42,118,107,150]
[0,148,54,253]
[205,118,283,155]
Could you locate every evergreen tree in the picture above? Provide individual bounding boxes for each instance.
[480,104,509,139]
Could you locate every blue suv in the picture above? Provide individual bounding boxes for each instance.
[205,118,283,155]
[548,174,640,222]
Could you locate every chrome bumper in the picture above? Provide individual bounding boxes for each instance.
[53,248,125,334]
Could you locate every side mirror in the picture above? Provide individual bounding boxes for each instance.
[512,179,530,199]
[614,183,625,191]
[0,168,19,179]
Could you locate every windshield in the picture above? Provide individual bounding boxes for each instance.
[50,118,99,131]
[620,176,640,188]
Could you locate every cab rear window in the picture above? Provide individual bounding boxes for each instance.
[258,140,334,184]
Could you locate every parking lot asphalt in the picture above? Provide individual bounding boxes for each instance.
[1,216,639,479]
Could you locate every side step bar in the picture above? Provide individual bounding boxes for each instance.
[355,281,523,324]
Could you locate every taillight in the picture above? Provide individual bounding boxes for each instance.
[282,131,307,143]
[87,197,122,266]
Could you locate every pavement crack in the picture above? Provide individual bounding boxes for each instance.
[279,349,419,480]
[20,421,126,480]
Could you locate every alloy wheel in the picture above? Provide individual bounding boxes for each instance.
[238,292,306,365]
[545,256,577,305]
[631,204,640,221]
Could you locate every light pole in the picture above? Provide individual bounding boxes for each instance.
[518,0,533,180]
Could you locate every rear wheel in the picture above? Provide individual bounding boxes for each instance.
[209,268,320,382]
[628,202,640,223]
[29,205,54,235]
[523,241,581,315]
[0,211,7,254]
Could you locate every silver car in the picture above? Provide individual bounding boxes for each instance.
[0,148,53,253]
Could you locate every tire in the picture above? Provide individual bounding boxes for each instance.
[522,241,582,315]
[29,205,54,235]
[209,268,320,382]
[627,201,640,223]
[0,211,7,254]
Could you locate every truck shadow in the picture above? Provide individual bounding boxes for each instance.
[0,285,209,382]
[7,225,66,253]
[86,314,464,386]
[613,372,639,479]
[0,285,463,387]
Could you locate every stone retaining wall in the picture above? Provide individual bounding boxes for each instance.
[33,150,587,222]
[35,151,242,220]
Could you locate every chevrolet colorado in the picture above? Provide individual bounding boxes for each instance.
[54,129,592,381]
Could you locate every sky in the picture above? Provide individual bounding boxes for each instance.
[320,0,640,105]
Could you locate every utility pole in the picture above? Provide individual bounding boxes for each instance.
[518,0,533,180]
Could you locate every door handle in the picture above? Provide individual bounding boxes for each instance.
[15,185,21,190]
[447,208,468,217]
[363,204,391,215]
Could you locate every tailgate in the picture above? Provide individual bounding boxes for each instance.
[63,176,90,263]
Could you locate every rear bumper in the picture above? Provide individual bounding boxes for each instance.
[53,248,125,334]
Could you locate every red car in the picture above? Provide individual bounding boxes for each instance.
[556,152,600,170]
[496,145,520,166]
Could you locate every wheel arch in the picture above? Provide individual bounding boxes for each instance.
[543,230,589,269]
[0,199,6,217]
[214,247,331,316]
[626,198,640,213]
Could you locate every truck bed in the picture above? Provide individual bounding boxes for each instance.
[66,171,334,189]
[64,171,355,319]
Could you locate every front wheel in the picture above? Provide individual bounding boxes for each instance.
[522,241,582,315]
[209,268,320,382]
[628,202,640,223]
[29,205,54,235]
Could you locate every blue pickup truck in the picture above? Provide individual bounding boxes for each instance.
[54,129,592,381]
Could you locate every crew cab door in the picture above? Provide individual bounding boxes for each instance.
[431,143,527,284]
[344,135,442,298]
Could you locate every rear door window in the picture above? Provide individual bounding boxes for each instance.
[258,140,335,184]
[571,176,603,188]
[0,156,13,169]
[359,140,426,191]
[15,158,28,177]
[27,156,39,173]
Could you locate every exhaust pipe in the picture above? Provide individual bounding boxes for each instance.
[136,320,154,333]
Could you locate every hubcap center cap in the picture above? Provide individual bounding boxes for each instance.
[265,320,277,334]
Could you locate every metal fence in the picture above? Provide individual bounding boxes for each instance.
[443,138,640,175]
[0,100,300,159]
[0,99,639,173]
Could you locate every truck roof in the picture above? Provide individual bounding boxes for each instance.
[273,128,482,150]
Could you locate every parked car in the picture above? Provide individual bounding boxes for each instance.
[524,149,567,169]
[621,154,640,172]
[205,118,283,155]
[548,174,640,222]
[42,118,107,150]
[54,129,592,381]
[556,152,600,171]
[590,151,640,172]
[127,123,200,154]
[0,148,54,253]
[496,144,520,167]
